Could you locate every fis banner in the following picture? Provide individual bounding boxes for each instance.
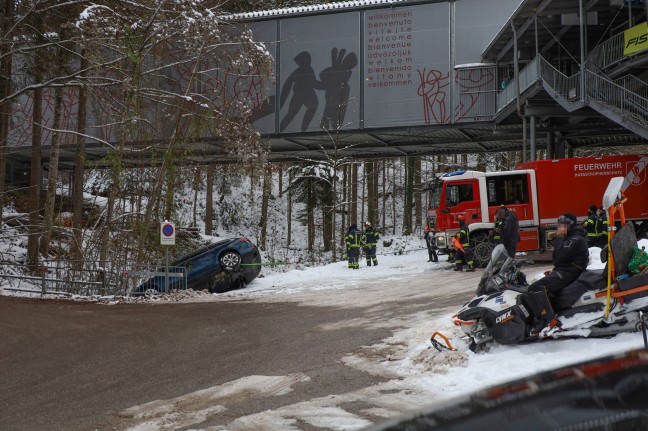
[624,22,648,56]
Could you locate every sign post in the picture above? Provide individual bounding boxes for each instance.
[160,222,176,292]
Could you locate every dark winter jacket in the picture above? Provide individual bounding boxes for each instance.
[583,213,598,238]
[346,225,363,250]
[363,227,380,246]
[457,224,470,248]
[596,213,608,238]
[500,210,520,258]
[552,225,589,278]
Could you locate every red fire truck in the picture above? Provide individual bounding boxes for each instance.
[427,154,648,266]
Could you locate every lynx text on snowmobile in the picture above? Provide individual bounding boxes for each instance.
[453,241,648,353]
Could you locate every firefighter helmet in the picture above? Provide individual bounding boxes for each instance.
[457,214,465,221]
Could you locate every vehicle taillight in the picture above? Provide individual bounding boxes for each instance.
[239,238,250,243]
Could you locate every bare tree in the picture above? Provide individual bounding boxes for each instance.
[0,0,14,220]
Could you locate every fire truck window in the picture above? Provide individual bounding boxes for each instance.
[446,184,474,206]
[487,175,529,205]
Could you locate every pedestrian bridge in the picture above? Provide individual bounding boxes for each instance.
[4,0,648,182]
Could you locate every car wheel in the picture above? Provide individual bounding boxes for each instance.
[220,251,242,272]
[471,233,493,268]
[144,285,161,298]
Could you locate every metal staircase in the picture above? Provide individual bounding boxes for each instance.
[497,36,648,140]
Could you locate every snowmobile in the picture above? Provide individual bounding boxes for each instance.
[454,238,648,352]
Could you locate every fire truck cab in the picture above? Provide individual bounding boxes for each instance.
[429,169,542,266]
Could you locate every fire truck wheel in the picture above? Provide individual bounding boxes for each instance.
[471,233,493,268]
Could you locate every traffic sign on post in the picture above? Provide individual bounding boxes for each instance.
[160,222,176,245]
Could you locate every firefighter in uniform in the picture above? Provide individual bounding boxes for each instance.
[453,215,475,272]
[491,214,504,244]
[583,204,600,247]
[425,224,439,262]
[362,222,380,267]
[345,224,363,269]
[491,206,520,259]
[596,206,609,248]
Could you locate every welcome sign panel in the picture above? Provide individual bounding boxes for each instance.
[363,3,450,128]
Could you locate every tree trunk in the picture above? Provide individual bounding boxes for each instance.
[41,85,64,255]
[381,160,386,231]
[205,164,214,235]
[72,57,87,266]
[331,164,338,260]
[366,161,374,226]
[360,165,366,226]
[371,161,379,226]
[164,160,175,222]
[391,161,397,235]
[0,0,14,221]
[287,168,292,247]
[28,86,43,269]
[403,156,415,235]
[414,156,422,231]
[351,163,358,226]
[192,168,200,227]
[476,153,487,172]
[322,203,332,252]
[260,164,272,250]
[339,164,346,248]
[307,181,315,251]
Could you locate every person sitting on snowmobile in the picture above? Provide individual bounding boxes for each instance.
[527,212,589,336]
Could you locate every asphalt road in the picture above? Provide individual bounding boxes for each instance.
[0,262,518,431]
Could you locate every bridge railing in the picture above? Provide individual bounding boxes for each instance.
[496,56,541,112]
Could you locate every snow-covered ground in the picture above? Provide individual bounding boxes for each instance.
[3,238,648,431]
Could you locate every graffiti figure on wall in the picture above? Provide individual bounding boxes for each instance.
[454,68,495,121]
[280,52,322,132]
[417,68,450,124]
[280,48,358,132]
[319,48,358,130]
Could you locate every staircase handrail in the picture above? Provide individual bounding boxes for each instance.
[588,32,625,71]
[614,74,648,101]
[584,69,648,128]
[536,56,580,102]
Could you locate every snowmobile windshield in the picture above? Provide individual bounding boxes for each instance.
[476,244,514,295]
[482,245,512,277]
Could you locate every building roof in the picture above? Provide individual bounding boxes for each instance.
[226,0,441,21]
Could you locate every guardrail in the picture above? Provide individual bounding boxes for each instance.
[0,261,124,296]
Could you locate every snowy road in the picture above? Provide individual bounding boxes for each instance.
[116,253,493,431]
[2,248,646,431]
